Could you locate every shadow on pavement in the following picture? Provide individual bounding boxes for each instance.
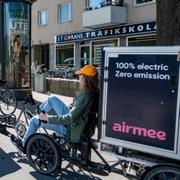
[30,168,102,180]
[0,148,21,177]
[0,124,11,136]
[8,151,30,165]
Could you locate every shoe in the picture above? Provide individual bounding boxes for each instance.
[10,134,24,153]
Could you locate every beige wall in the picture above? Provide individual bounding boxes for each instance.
[31,0,156,45]
[125,0,156,24]
[32,0,86,45]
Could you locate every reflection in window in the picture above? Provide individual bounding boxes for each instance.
[81,46,90,67]
[38,10,48,25]
[56,45,74,66]
[92,40,118,66]
[87,0,103,8]
[58,2,72,22]
[128,35,156,46]
[135,0,154,5]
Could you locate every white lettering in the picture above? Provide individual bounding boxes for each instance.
[137,25,144,32]
[91,32,96,37]
[64,36,68,40]
[146,24,151,31]
[115,28,121,34]
[110,29,113,35]
[129,26,135,33]
[122,27,126,34]
[97,31,103,37]
[104,30,109,36]
[86,32,90,38]
[154,24,157,30]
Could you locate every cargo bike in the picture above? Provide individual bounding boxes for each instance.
[24,47,180,179]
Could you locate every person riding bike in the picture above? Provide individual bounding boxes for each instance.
[10,65,99,152]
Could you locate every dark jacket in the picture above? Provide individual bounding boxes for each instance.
[48,90,94,143]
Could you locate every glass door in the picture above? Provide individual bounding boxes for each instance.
[80,46,89,67]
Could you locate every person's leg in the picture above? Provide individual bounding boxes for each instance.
[39,96,69,115]
[22,115,40,145]
[39,96,69,135]
[22,116,68,145]
[22,96,70,145]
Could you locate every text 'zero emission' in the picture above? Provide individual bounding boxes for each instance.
[115,71,170,80]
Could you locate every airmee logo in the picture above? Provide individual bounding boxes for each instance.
[112,122,166,141]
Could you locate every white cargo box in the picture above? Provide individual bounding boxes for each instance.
[100,46,180,161]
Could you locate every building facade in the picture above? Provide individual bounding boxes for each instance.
[31,0,156,71]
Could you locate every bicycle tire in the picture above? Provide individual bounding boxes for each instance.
[142,165,180,180]
[0,89,17,115]
[26,134,60,175]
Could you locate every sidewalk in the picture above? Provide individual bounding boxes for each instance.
[32,91,73,106]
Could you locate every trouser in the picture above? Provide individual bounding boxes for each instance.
[22,96,69,145]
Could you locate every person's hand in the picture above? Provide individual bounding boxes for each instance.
[39,112,48,122]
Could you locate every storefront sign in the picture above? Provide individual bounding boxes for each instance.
[56,21,156,43]
[105,54,178,151]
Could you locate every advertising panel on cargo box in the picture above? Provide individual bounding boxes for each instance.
[104,54,179,151]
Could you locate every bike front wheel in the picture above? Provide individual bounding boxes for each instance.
[15,121,26,138]
[0,90,17,115]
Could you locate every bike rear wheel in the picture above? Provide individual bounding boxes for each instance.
[0,90,17,115]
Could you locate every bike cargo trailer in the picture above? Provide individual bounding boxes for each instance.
[100,46,180,161]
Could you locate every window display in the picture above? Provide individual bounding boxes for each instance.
[56,44,74,66]
[128,35,156,46]
[92,39,118,66]
[4,2,30,88]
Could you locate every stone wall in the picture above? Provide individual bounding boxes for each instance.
[46,78,80,97]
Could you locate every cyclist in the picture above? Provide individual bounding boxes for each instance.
[10,65,99,152]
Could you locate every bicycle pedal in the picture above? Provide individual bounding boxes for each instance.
[15,151,26,159]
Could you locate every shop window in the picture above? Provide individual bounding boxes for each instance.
[38,10,48,26]
[128,35,156,46]
[56,45,74,66]
[92,40,118,66]
[134,0,155,6]
[58,2,72,22]
[4,2,31,88]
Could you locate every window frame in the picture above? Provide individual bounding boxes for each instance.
[58,2,72,23]
[126,34,157,46]
[90,38,119,66]
[55,43,75,67]
[134,0,155,7]
[38,10,48,26]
